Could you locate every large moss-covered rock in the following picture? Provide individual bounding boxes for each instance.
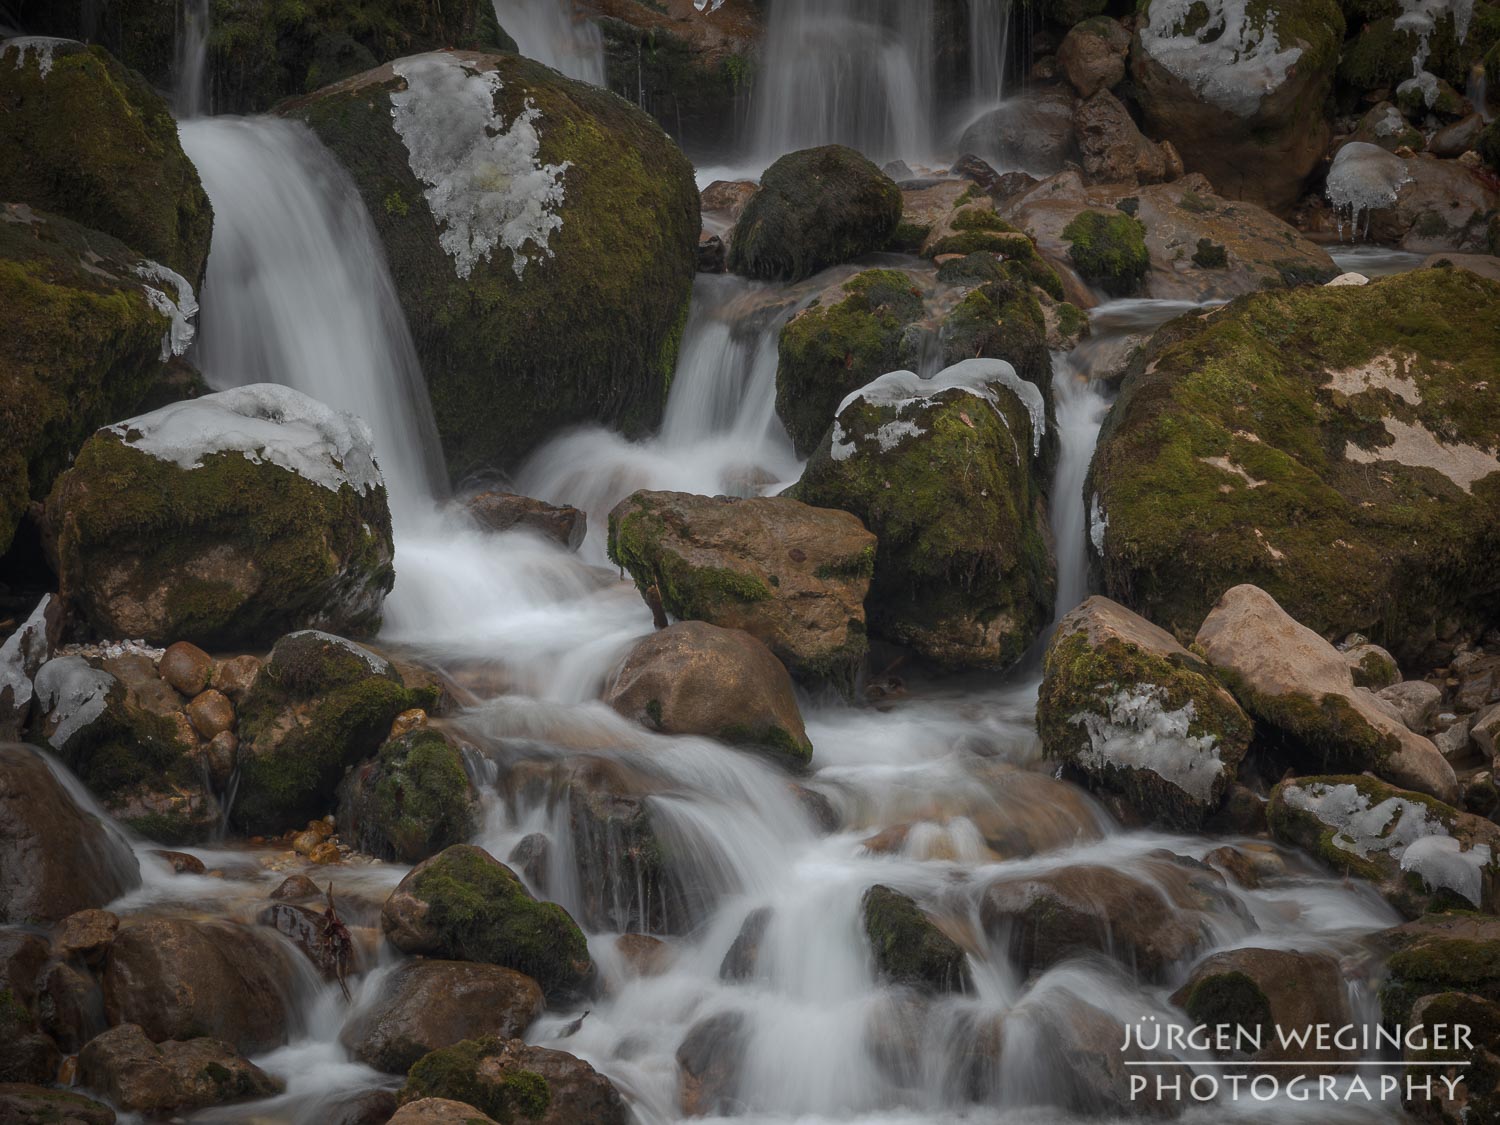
[0,39,211,283]
[727,145,902,281]
[401,1036,628,1125]
[0,205,195,560]
[380,845,592,1000]
[1378,913,1500,1030]
[1131,0,1345,210]
[44,385,395,649]
[289,49,698,480]
[338,728,477,863]
[1268,775,1500,917]
[232,630,437,834]
[790,360,1054,672]
[76,1023,282,1115]
[861,885,971,994]
[1061,210,1149,297]
[1090,269,1500,661]
[775,269,927,456]
[608,490,876,690]
[1339,3,1500,95]
[1039,596,1251,827]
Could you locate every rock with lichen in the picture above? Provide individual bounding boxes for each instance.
[338,728,477,863]
[1039,596,1251,827]
[790,360,1054,672]
[1089,269,1500,663]
[400,1035,627,1125]
[288,49,698,480]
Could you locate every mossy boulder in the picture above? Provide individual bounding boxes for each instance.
[1339,4,1500,96]
[0,1084,115,1124]
[1039,596,1251,828]
[338,728,478,863]
[1089,269,1500,662]
[607,490,876,691]
[380,845,592,1000]
[288,49,698,480]
[231,630,437,834]
[1402,990,1500,1122]
[604,621,813,769]
[0,205,194,561]
[727,145,902,281]
[775,269,927,456]
[1268,775,1500,918]
[402,1035,628,1125]
[1378,914,1500,1028]
[44,385,395,649]
[1131,0,1345,210]
[29,656,220,843]
[938,277,1054,392]
[789,361,1054,672]
[1062,210,1149,297]
[861,885,971,995]
[0,39,211,283]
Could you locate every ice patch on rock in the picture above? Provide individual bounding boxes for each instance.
[1325,143,1412,238]
[694,0,727,10]
[1139,0,1304,117]
[831,358,1047,462]
[1396,0,1473,76]
[1399,834,1491,907]
[33,656,115,750]
[1071,684,1225,802]
[1,35,71,77]
[390,52,570,280]
[107,383,383,495]
[1089,493,1108,553]
[135,260,198,360]
[0,595,53,720]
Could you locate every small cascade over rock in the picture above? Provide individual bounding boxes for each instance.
[501,0,605,85]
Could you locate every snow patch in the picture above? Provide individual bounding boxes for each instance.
[1089,493,1108,553]
[107,383,383,495]
[390,52,570,280]
[135,260,198,360]
[1399,834,1491,907]
[1070,684,1225,802]
[0,595,53,719]
[1139,0,1304,117]
[1,35,71,77]
[33,656,115,750]
[1325,143,1411,237]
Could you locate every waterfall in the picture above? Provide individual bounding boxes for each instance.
[751,0,936,163]
[174,0,210,117]
[500,0,606,86]
[177,117,447,518]
[968,0,1015,110]
[1048,352,1109,620]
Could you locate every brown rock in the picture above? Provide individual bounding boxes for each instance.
[0,1084,116,1124]
[152,849,206,875]
[389,707,428,740]
[309,840,341,864]
[205,729,238,785]
[615,933,673,977]
[464,491,586,551]
[1058,16,1131,98]
[701,179,758,220]
[101,918,298,1055]
[389,1098,499,1125]
[405,1038,627,1125]
[270,873,321,900]
[54,910,118,966]
[1074,89,1170,185]
[677,1011,746,1116]
[210,654,261,701]
[257,901,358,982]
[78,1024,281,1114]
[328,1088,401,1125]
[0,745,141,925]
[159,641,213,697]
[605,621,812,767]
[344,960,544,1074]
[956,86,1078,175]
[185,688,234,739]
[38,959,106,1053]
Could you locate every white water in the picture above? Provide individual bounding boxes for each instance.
[500,0,605,85]
[174,0,210,117]
[968,0,1016,116]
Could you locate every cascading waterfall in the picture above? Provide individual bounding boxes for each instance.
[968,0,1015,112]
[500,0,606,85]
[174,0,210,117]
[751,0,937,164]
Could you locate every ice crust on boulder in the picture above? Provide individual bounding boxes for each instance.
[0,595,53,718]
[1089,494,1109,553]
[33,656,115,750]
[1325,142,1411,233]
[830,358,1046,462]
[1,36,71,77]
[1139,0,1304,118]
[135,260,198,360]
[106,383,383,495]
[1071,685,1225,802]
[280,630,392,677]
[390,52,570,280]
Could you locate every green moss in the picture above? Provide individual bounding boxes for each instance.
[1341,7,1500,93]
[291,52,698,481]
[727,145,902,281]
[1381,938,1500,1026]
[862,885,971,993]
[1062,211,1150,297]
[402,1037,550,1123]
[1179,189,1217,215]
[887,221,931,253]
[595,18,747,153]
[775,269,926,455]
[1090,268,1500,656]
[608,499,773,621]
[1192,239,1229,268]
[343,728,477,862]
[1038,630,1251,826]
[940,280,1051,388]
[1352,649,1399,689]
[406,845,591,998]
[1057,302,1088,340]
[1178,971,1273,1045]
[0,42,212,282]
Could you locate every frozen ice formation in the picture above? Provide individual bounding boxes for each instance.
[106,383,383,495]
[830,358,1047,462]
[1,36,71,78]
[33,656,115,750]
[1138,0,1303,117]
[694,0,727,10]
[390,52,570,280]
[0,595,53,720]
[1089,493,1109,553]
[135,260,198,360]
[1325,142,1411,235]
[1071,685,1225,801]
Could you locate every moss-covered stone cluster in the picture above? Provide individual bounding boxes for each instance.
[401,1036,550,1123]
[232,632,436,834]
[1062,210,1150,297]
[0,40,212,283]
[339,728,477,863]
[862,885,972,994]
[1089,267,1500,658]
[290,50,699,480]
[1339,2,1500,94]
[728,144,902,281]
[1380,922,1500,1028]
[790,374,1054,672]
[45,431,396,649]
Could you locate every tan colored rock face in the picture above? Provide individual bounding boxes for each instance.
[77,1023,281,1114]
[605,620,811,767]
[1058,17,1131,98]
[1197,585,1457,801]
[159,641,213,697]
[389,1099,500,1125]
